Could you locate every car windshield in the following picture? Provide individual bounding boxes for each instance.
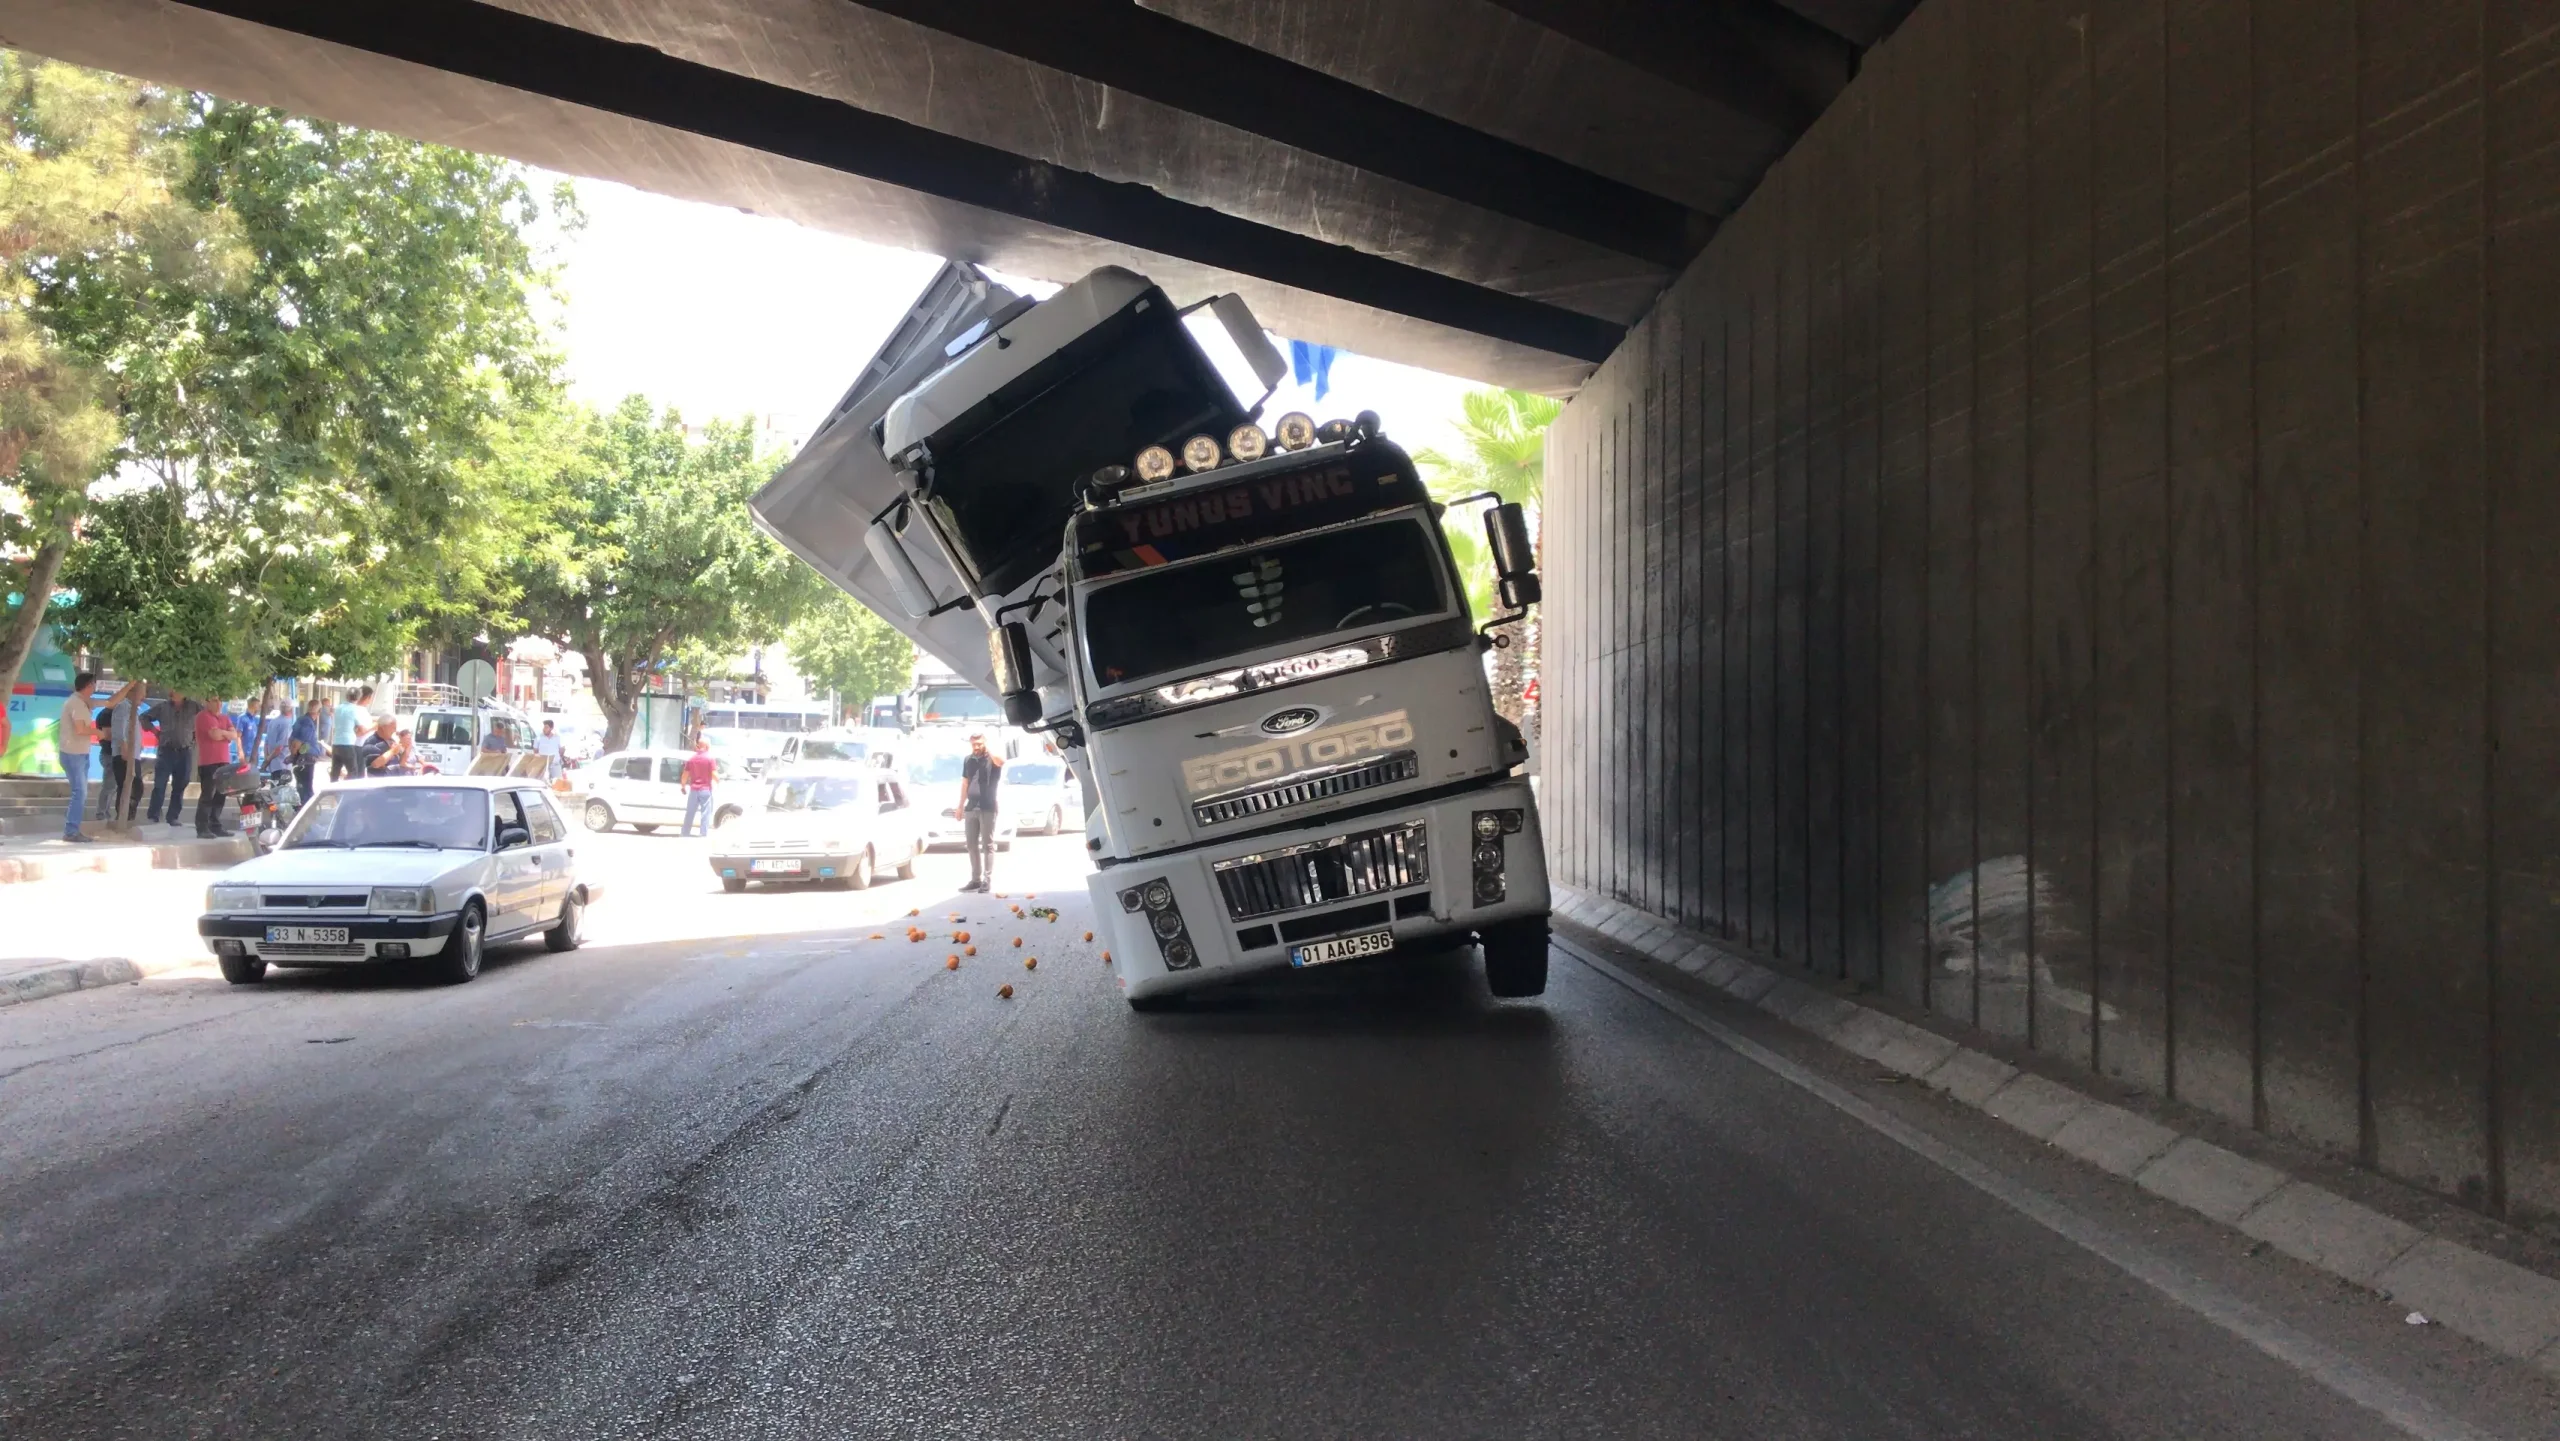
[1082,516,1449,688]
[285,786,491,850]
[917,686,1000,725]
[906,753,971,785]
[798,737,871,763]
[1009,762,1062,787]
[765,776,871,811]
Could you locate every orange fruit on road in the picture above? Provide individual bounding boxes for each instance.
[1024,957,1037,971]
[997,983,1014,999]
[945,955,960,970]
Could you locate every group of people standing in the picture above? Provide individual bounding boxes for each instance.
[51,679,475,844]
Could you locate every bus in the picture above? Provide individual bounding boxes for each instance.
[692,700,833,773]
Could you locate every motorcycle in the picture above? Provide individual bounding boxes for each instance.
[237,762,303,852]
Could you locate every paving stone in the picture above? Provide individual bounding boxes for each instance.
[2134,1138,2288,1223]
[1980,1073,2093,1141]
[2373,1237,2560,1362]
[2048,1104,2179,1178]
[1920,1047,2019,1106]
[1788,994,1863,1039]
[1723,965,1781,1003]
[1699,954,1748,990]
[2234,1182,2425,1287]
[1667,942,1712,974]
[1753,977,1823,1020]
[1834,1010,1960,1078]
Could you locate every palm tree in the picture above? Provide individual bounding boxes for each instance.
[1414,389,1559,734]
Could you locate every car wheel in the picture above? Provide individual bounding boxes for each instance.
[634,823,660,835]
[218,952,267,985]
[583,799,615,833]
[847,847,874,890]
[433,901,487,984]
[894,851,916,881]
[1048,805,1063,835]
[721,877,747,894]
[544,893,583,952]
[1480,918,1549,999]
[714,806,741,829]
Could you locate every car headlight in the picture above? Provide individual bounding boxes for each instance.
[206,884,259,912]
[369,886,435,915]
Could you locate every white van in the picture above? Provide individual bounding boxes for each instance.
[406,704,537,777]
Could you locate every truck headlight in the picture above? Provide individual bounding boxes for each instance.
[1120,878,1199,971]
[369,886,435,915]
[1180,434,1221,472]
[1273,412,1315,451]
[206,884,259,912]
[1134,445,1175,481]
[1470,811,1521,906]
[1227,423,1267,462]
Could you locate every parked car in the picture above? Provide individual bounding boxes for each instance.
[1004,757,1081,836]
[405,702,538,777]
[771,725,903,773]
[196,775,588,985]
[577,747,758,833]
[903,747,1020,852]
[707,767,926,892]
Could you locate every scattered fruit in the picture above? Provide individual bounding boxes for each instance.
[1102,950,1112,963]
[954,930,970,942]
[945,956,960,970]
[964,945,976,956]
[997,983,1014,999]
[1084,931,1093,942]
[868,933,885,940]
[1024,957,1037,971]
[908,908,919,916]
[1011,937,1022,947]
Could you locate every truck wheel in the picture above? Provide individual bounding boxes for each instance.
[1480,918,1549,998]
[1127,993,1179,1013]
[583,799,615,833]
[218,952,267,985]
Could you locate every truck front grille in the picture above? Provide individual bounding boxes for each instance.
[1191,751,1419,827]
[1212,820,1429,922]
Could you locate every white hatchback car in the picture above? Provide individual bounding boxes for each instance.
[197,775,589,985]
[707,767,927,891]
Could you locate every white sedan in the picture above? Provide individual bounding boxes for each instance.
[197,775,590,985]
[708,767,926,891]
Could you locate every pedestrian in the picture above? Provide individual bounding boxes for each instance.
[193,702,241,837]
[360,716,404,776]
[145,691,197,827]
[534,719,564,783]
[288,699,321,803]
[957,731,1004,892]
[329,685,371,782]
[679,740,718,837]
[93,695,119,823]
[54,671,114,842]
[469,718,511,776]
[256,700,291,773]
[106,679,146,824]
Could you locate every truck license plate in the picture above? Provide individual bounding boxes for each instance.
[749,858,803,874]
[264,925,348,945]
[1291,927,1394,968]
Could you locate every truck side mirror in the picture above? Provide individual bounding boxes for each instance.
[1485,502,1542,609]
[989,622,1043,727]
[1209,293,1288,394]
[864,515,938,619]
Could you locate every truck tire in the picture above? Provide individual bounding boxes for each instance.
[1480,918,1549,998]
[1127,993,1179,1013]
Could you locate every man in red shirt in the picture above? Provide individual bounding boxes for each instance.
[193,705,240,837]
[679,741,719,837]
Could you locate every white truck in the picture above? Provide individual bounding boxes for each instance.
[751,263,1551,1007]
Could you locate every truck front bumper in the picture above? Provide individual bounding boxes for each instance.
[1092,778,1549,1000]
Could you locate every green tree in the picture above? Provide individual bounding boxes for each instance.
[1413,388,1557,726]
[0,53,242,726]
[74,99,569,687]
[786,591,916,720]
[509,396,819,752]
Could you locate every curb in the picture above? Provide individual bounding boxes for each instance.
[0,835,255,886]
[0,953,200,1008]
[1553,886,2560,1382]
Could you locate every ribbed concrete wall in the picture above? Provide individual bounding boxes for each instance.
[1543,0,2560,1225]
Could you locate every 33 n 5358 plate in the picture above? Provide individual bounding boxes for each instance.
[1290,927,1394,968]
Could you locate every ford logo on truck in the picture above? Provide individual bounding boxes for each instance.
[1260,707,1321,736]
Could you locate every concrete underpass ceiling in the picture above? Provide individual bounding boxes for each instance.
[0,0,1916,393]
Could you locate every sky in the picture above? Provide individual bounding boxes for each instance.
[536,174,1486,463]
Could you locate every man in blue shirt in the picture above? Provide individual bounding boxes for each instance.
[329,686,371,782]
[288,700,321,802]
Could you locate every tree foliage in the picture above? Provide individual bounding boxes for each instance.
[508,396,819,751]
[0,53,242,711]
[1414,387,1556,727]
[786,591,916,718]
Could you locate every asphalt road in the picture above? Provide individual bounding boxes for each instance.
[2,831,2553,1439]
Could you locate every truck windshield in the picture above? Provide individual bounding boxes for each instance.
[1082,517,1448,688]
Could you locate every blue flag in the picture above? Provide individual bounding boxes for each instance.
[1289,340,1338,402]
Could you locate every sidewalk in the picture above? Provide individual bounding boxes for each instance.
[1553,885,2560,1383]
[0,829,256,886]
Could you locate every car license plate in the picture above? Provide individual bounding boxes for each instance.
[1291,927,1394,968]
[264,925,348,945]
[749,858,803,874]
